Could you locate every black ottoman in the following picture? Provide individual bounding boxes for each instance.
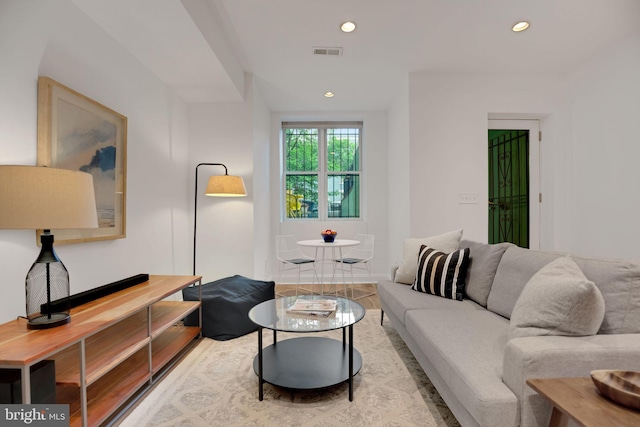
[182,275,275,341]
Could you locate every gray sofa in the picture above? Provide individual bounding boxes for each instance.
[378,239,640,427]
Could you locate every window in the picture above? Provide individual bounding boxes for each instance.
[283,122,362,220]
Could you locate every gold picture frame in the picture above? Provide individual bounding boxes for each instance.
[37,76,127,244]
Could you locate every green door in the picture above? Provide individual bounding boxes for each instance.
[488,129,529,248]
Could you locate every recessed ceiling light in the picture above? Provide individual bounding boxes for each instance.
[512,21,530,32]
[340,21,356,33]
[324,91,335,98]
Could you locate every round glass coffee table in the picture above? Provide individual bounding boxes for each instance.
[248,295,366,401]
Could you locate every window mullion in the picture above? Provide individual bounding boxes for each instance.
[318,128,327,221]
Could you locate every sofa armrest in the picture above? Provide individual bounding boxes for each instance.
[390,265,398,282]
[503,334,640,427]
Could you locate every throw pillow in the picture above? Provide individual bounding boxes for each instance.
[508,257,605,341]
[394,229,463,284]
[460,240,513,307]
[411,245,471,301]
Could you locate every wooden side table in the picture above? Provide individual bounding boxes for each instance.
[527,377,640,427]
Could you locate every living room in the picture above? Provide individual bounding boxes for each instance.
[1,0,639,425]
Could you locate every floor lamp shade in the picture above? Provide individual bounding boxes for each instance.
[205,175,247,197]
[0,166,98,328]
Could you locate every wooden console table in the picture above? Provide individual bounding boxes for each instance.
[0,275,202,427]
[527,377,640,427]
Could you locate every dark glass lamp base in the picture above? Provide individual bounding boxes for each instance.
[27,313,70,329]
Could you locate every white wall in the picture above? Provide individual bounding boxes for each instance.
[562,30,640,258]
[269,111,390,282]
[0,0,191,323]
[187,75,271,284]
[387,77,411,270]
[188,87,255,283]
[407,72,565,246]
[250,76,273,280]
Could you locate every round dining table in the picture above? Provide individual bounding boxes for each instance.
[297,239,360,296]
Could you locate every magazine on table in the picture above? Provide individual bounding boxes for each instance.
[287,298,337,316]
[287,309,335,318]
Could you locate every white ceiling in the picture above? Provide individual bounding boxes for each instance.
[72,0,640,111]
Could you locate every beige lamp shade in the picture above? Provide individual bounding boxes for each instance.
[0,165,98,230]
[204,174,247,197]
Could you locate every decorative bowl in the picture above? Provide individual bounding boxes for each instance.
[591,370,640,410]
[321,229,337,243]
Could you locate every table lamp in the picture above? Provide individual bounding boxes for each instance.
[193,163,246,275]
[0,165,98,329]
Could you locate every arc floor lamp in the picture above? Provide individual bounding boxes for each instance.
[0,165,98,328]
[193,163,247,275]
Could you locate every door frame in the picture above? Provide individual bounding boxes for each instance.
[488,119,540,249]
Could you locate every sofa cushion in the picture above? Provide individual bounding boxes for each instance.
[378,280,482,326]
[570,255,640,334]
[508,257,605,340]
[394,229,463,284]
[487,246,563,319]
[487,245,640,334]
[460,240,512,307]
[412,246,470,301]
[405,309,518,427]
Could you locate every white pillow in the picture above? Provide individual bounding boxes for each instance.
[394,229,463,284]
[508,257,605,340]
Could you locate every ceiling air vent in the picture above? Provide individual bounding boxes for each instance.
[313,47,343,56]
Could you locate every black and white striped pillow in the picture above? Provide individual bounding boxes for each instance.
[411,245,470,301]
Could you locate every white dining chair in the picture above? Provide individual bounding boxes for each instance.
[275,235,318,296]
[332,234,376,299]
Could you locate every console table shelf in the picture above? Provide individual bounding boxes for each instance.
[151,325,200,374]
[151,300,200,338]
[0,275,202,427]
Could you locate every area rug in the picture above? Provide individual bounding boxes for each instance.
[119,309,460,427]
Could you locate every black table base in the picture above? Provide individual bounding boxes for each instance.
[253,335,362,400]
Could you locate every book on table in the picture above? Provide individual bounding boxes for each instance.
[287,299,337,317]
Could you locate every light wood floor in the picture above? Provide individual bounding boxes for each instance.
[274,283,380,310]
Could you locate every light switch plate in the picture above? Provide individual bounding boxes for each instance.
[459,192,478,204]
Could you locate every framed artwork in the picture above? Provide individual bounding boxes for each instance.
[37,76,127,244]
